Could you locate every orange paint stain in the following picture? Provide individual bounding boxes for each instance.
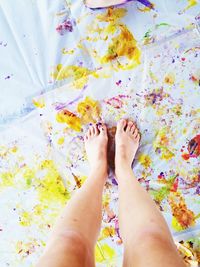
[169,194,195,229]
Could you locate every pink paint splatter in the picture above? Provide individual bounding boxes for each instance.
[104,95,130,109]
[56,19,75,35]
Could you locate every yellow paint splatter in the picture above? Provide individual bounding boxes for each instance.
[33,98,45,108]
[154,128,175,160]
[97,8,127,23]
[11,146,18,153]
[102,193,111,207]
[57,136,65,145]
[19,211,32,227]
[172,216,185,231]
[160,147,175,160]
[16,239,42,258]
[164,73,175,85]
[95,243,116,263]
[138,154,152,168]
[77,96,101,123]
[62,48,74,55]
[1,172,14,187]
[51,64,98,89]
[99,227,115,241]
[171,104,182,116]
[23,167,35,188]
[185,0,198,11]
[56,109,82,132]
[137,6,152,12]
[37,160,69,204]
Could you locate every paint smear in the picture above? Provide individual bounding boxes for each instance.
[184,0,198,11]
[95,243,116,263]
[87,8,141,70]
[97,8,127,22]
[153,128,175,160]
[51,64,98,89]
[104,95,130,109]
[138,154,152,168]
[151,174,178,204]
[164,73,175,85]
[144,88,169,106]
[33,98,45,108]
[182,134,200,160]
[100,24,141,69]
[169,193,196,230]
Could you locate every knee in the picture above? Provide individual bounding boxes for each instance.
[135,229,174,250]
[55,230,89,256]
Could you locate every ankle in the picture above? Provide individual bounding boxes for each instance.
[90,161,108,176]
[115,162,132,177]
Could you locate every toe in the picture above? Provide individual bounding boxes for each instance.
[136,132,141,142]
[126,120,134,132]
[94,124,99,135]
[117,119,126,132]
[84,128,91,141]
[133,128,139,139]
[84,135,88,142]
[99,123,107,135]
[130,124,136,135]
[89,125,94,136]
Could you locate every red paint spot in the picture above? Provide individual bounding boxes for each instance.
[191,75,198,82]
[182,153,190,160]
[170,178,179,192]
[181,57,186,61]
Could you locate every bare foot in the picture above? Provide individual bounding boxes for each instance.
[115,119,140,169]
[84,123,108,173]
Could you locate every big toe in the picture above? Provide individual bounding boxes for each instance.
[117,119,127,132]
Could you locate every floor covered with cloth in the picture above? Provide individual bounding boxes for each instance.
[0,0,200,266]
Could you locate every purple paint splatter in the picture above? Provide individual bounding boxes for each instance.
[116,80,122,86]
[0,41,7,47]
[5,74,13,80]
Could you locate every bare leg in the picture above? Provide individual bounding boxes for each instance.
[115,119,185,267]
[36,123,108,267]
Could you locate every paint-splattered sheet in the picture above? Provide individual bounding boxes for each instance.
[0,0,200,266]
